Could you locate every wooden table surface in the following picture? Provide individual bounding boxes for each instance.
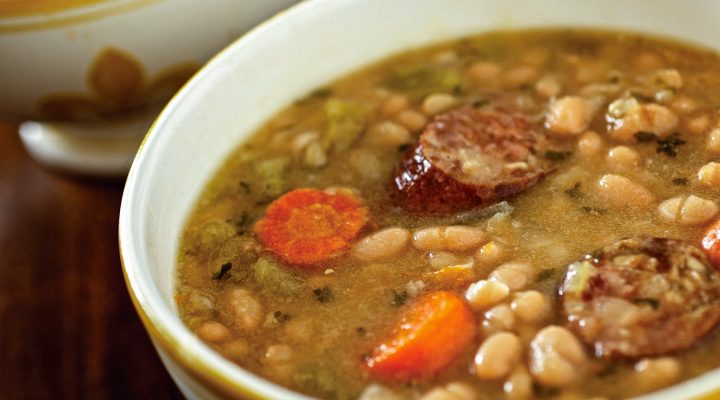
[0,122,183,399]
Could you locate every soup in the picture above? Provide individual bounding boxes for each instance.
[175,29,720,399]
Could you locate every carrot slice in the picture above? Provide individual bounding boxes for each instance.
[365,291,476,381]
[702,219,720,269]
[254,188,369,266]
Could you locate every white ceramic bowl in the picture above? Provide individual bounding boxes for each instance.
[120,0,720,398]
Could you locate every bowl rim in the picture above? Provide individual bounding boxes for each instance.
[119,0,720,399]
[0,0,163,33]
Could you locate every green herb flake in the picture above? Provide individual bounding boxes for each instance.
[672,177,689,186]
[296,87,333,104]
[544,150,572,161]
[472,98,489,108]
[251,257,303,296]
[633,297,660,310]
[536,268,558,283]
[212,262,232,281]
[564,182,583,199]
[383,64,463,98]
[581,206,608,216]
[656,132,686,157]
[323,99,368,152]
[313,286,334,303]
[273,310,292,323]
[238,181,251,194]
[597,364,618,378]
[634,131,657,143]
[356,326,367,336]
[392,289,409,307]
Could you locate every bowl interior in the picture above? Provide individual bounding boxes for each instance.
[120,0,720,398]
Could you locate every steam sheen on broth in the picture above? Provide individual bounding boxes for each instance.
[175,29,720,399]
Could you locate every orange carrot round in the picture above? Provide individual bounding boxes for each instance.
[702,219,720,269]
[254,188,369,266]
[365,291,476,381]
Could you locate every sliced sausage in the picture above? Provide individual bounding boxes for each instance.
[390,106,562,214]
[559,237,720,359]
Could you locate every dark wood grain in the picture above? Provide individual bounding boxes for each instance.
[0,122,183,400]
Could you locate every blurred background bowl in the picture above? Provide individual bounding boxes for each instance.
[0,0,297,176]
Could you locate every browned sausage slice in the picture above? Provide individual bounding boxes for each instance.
[391,106,561,214]
[559,237,720,359]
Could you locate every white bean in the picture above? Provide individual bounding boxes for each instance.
[529,326,586,387]
[577,130,603,158]
[366,121,413,147]
[489,262,533,291]
[503,364,533,400]
[606,146,639,171]
[413,226,487,252]
[511,291,550,323]
[354,227,410,261]
[535,75,561,98]
[659,195,718,225]
[546,96,593,136]
[680,195,718,225]
[465,280,510,311]
[685,113,712,135]
[225,288,263,332]
[634,357,682,391]
[422,93,457,116]
[395,109,428,132]
[265,344,293,365]
[504,65,538,88]
[707,128,720,154]
[303,141,327,167]
[698,162,720,187]
[475,241,507,266]
[482,304,515,335]
[359,384,404,400]
[474,332,523,380]
[467,61,501,84]
[596,174,655,208]
[381,94,409,117]
[607,98,678,141]
[196,321,231,343]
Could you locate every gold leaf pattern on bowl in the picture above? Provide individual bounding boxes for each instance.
[36,46,200,122]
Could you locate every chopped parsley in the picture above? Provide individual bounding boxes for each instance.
[581,206,608,216]
[656,133,686,157]
[313,286,334,303]
[633,297,660,310]
[536,268,558,283]
[672,177,689,186]
[238,181,251,194]
[472,98,489,108]
[211,262,232,280]
[596,364,618,378]
[273,310,292,323]
[564,182,583,199]
[392,289,409,307]
[634,131,657,143]
[544,150,572,161]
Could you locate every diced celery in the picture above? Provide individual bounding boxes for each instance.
[293,365,340,398]
[384,64,463,97]
[251,257,302,296]
[323,99,368,152]
[562,260,594,296]
[254,157,290,198]
[193,219,236,252]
